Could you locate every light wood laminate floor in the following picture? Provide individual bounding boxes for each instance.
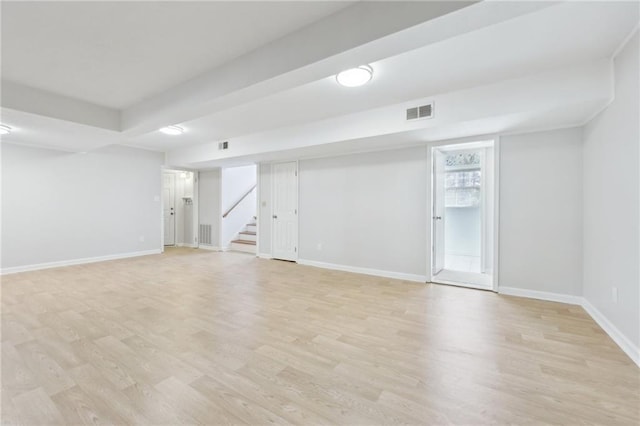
[2,248,638,425]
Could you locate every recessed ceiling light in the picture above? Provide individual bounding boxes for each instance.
[336,65,373,87]
[0,124,12,135]
[159,125,185,135]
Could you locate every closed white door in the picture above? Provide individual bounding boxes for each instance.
[272,162,298,261]
[432,148,446,275]
[163,173,176,246]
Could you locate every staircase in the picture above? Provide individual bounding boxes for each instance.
[229,220,256,254]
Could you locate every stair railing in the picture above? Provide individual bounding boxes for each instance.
[222,184,257,218]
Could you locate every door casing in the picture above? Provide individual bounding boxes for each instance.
[163,172,176,246]
[427,137,500,292]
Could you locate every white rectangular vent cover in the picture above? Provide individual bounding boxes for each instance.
[406,103,433,121]
[199,224,212,245]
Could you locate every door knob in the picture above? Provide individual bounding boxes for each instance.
[273,215,278,219]
[433,216,442,220]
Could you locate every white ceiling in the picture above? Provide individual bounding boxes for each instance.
[1,1,353,108]
[131,1,639,151]
[1,1,638,161]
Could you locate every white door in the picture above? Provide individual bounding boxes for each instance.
[163,173,176,246]
[432,148,446,275]
[272,162,298,261]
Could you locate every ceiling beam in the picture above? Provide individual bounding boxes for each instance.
[120,1,480,135]
[1,81,120,131]
[165,59,613,168]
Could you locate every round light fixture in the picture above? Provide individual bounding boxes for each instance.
[336,65,373,87]
[0,124,12,135]
[159,125,185,135]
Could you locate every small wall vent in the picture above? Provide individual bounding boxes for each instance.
[199,224,212,245]
[218,141,229,150]
[406,102,434,121]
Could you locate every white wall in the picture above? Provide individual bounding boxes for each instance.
[499,128,583,296]
[583,31,639,350]
[198,169,221,248]
[1,143,164,270]
[300,147,429,277]
[258,163,272,255]
[259,127,584,289]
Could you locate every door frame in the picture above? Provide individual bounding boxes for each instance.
[426,136,500,291]
[162,171,177,247]
[160,167,199,252]
[270,160,299,261]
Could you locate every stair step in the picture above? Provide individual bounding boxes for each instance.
[229,240,256,254]
[239,231,256,236]
[231,239,256,245]
[247,223,256,226]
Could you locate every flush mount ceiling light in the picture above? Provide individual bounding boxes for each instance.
[0,124,12,135]
[336,65,373,87]
[159,125,184,135]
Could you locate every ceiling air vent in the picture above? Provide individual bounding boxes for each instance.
[406,102,434,121]
[218,141,229,150]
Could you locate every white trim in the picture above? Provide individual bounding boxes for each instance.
[427,138,499,291]
[582,299,640,368]
[492,137,501,291]
[298,259,426,283]
[197,245,222,252]
[499,287,639,367]
[257,253,272,259]
[218,168,224,249]
[176,243,196,248]
[0,249,161,275]
[432,279,491,291]
[160,166,165,253]
[256,163,261,256]
[192,171,199,249]
[498,286,583,305]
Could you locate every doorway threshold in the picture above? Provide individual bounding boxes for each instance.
[432,269,492,290]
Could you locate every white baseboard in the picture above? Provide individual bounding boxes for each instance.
[0,249,162,275]
[176,243,196,248]
[498,286,583,305]
[297,259,426,283]
[257,253,272,259]
[499,286,639,367]
[582,299,640,367]
[197,245,221,251]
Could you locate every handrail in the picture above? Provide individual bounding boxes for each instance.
[222,184,257,218]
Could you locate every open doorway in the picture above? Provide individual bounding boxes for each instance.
[162,169,198,249]
[430,140,498,290]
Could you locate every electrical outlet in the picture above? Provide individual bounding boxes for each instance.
[612,287,618,303]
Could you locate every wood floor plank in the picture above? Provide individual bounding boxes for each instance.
[12,387,66,425]
[154,376,245,425]
[1,248,638,425]
[67,363,152,424]
[14,339,76,396]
